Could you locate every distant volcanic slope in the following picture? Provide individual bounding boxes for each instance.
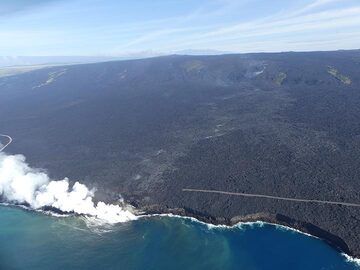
[0,50,360,257]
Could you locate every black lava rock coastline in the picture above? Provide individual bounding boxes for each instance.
[1,51,360,259]
[140,205,354,258]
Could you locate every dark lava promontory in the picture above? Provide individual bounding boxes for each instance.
[1,51,360,257]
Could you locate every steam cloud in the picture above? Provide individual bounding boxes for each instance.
[0,153,137,223]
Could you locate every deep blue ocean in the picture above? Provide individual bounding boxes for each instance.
[0,205,359,270]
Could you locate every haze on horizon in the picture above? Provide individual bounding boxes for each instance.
[0,0,360,57]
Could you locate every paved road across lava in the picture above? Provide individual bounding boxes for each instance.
[182,188,360,207]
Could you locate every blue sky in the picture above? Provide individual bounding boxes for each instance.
[1,0,360,56]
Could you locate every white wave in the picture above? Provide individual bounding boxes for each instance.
[151,214,360,263]
[342,253,360,268]
[0,153,137,224]
[149,213,327,244]
[272,223,317,238]
[150,213,268,231]
[2,154,360,263]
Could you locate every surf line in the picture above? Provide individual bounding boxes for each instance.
[0,134,12,152]
[182,188,360,207]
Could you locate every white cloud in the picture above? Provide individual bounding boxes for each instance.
[157,4,360,53]
[0,0,359,55]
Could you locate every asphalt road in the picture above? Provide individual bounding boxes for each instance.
[0,134,12,152]
[182,188,360,207]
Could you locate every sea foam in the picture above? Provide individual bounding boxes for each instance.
[343,253,360,267]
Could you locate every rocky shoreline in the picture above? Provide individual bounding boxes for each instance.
[2,198,359,262]
[2,52,360,265]
[141,204,357,259]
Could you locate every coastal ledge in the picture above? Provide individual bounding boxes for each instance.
[141,204,355,259]
[2,200,358,262]
[230,213,351,257]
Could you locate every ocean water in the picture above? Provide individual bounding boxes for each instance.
[0,205,359,270]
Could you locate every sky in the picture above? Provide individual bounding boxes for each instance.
[0,0,360,56]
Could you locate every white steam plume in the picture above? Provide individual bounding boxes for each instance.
[0,153,137,223]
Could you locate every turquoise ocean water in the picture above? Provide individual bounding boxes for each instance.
[0,205,359,270]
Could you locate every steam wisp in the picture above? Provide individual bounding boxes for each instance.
[0,153,137,223]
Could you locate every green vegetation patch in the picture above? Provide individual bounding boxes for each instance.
[183,60,206,72]
[327,66,352,85]
[274,72,287,85]
[0,65,46,78]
